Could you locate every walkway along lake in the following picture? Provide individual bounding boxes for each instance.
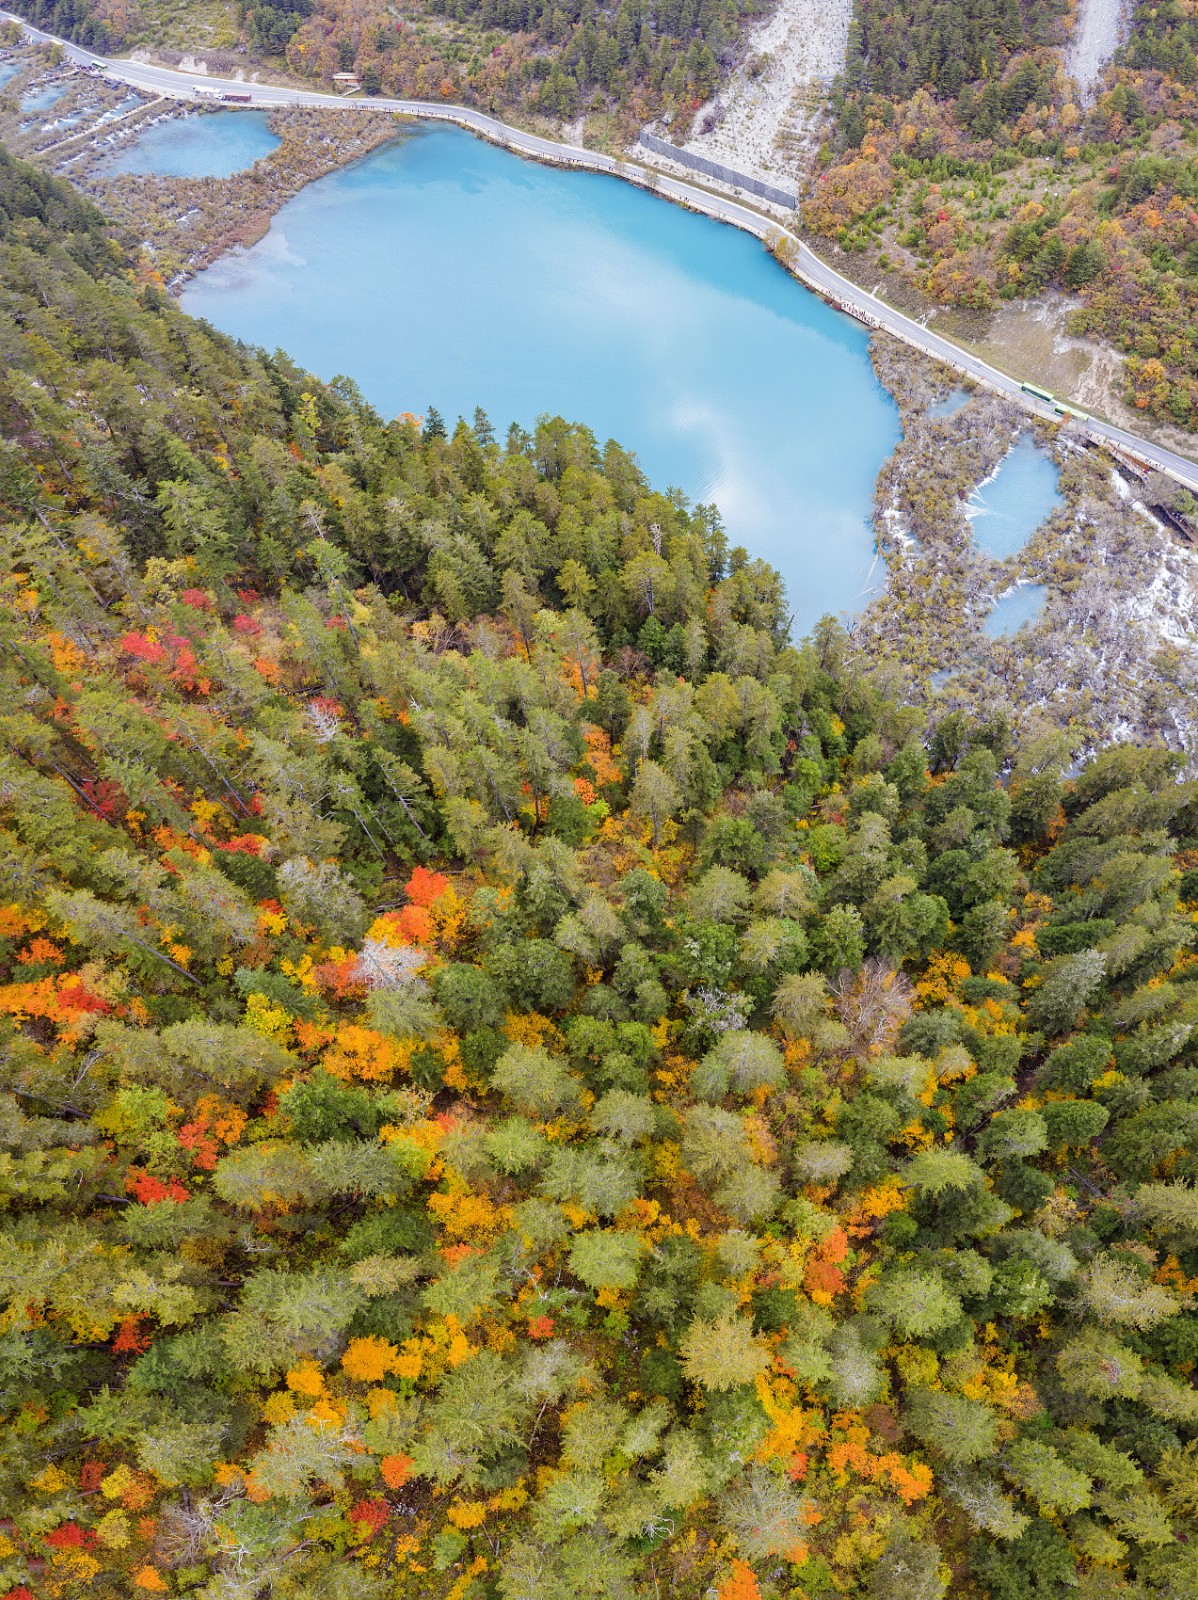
[181,121,901,633]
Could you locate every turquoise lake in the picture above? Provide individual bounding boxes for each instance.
[984,582,1047,637]
[21,82,65,112]
[108,109,280,177]
[929,387,969,419]
[182,121,902,632]
[968,434,1063,558]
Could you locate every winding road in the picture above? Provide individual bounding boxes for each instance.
[8,10,1198,493]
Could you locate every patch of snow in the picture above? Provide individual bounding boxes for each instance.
[1117,534,1198,653]
[880,497,915,557]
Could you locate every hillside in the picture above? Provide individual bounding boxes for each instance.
[816,0,1198,430]
[0,145,1198,1600]
[1,0,763,143]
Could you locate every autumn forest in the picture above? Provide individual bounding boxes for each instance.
[0,138,1193,1600]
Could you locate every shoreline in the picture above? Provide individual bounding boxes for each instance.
[87,103,405,284]
[10,23,1198,759]
[5,10,1198,498]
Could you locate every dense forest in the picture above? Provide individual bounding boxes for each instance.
[267,0,755,128]
[844,0,1067,109]
[4,144,1198,1600]
[816,0,1198,425]
[2,0,755,133]
[0,0,127,52]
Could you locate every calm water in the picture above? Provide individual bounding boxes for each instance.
[108,110,280,177]
[0,63,20,91]
[968,434,1062,558]
[183,123,901,630]
[929,387,969,418]
[984,582,1046,637]
[20,82,64,112]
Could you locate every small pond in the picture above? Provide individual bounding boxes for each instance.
[106,109,280,177]
[21,82,66,112]
[967,434,1063,558]
[94,94,144,125]
[929,387,969,419]
[0,62,20,91]
[984,582,1047,637]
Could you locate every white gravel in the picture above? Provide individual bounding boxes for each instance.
[680,0,852,189]
[681,0,1125,182]
[1067,0,1130,102]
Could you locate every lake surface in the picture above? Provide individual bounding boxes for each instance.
[183,123,902,631]
[984,582,1047,637]
[20,82,64,112]
[968,434,1063,558]
[108,110,280,177]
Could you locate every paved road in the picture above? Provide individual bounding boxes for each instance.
[9,9,1198,492]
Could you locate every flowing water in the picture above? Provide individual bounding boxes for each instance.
[968,434,1063,559]
[95,94,146,126]
[107,109,280,177]
[20,82,65,112]
[181,121,903,631]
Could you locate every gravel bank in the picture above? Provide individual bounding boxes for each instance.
[1067,0,1130,101]
[680,0,852,189]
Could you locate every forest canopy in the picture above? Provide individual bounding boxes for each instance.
[2,0,754,133]
[2,146,1198,1600]
[818,0,1198,423]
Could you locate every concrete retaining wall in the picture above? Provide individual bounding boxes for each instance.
[637,132,798,209]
